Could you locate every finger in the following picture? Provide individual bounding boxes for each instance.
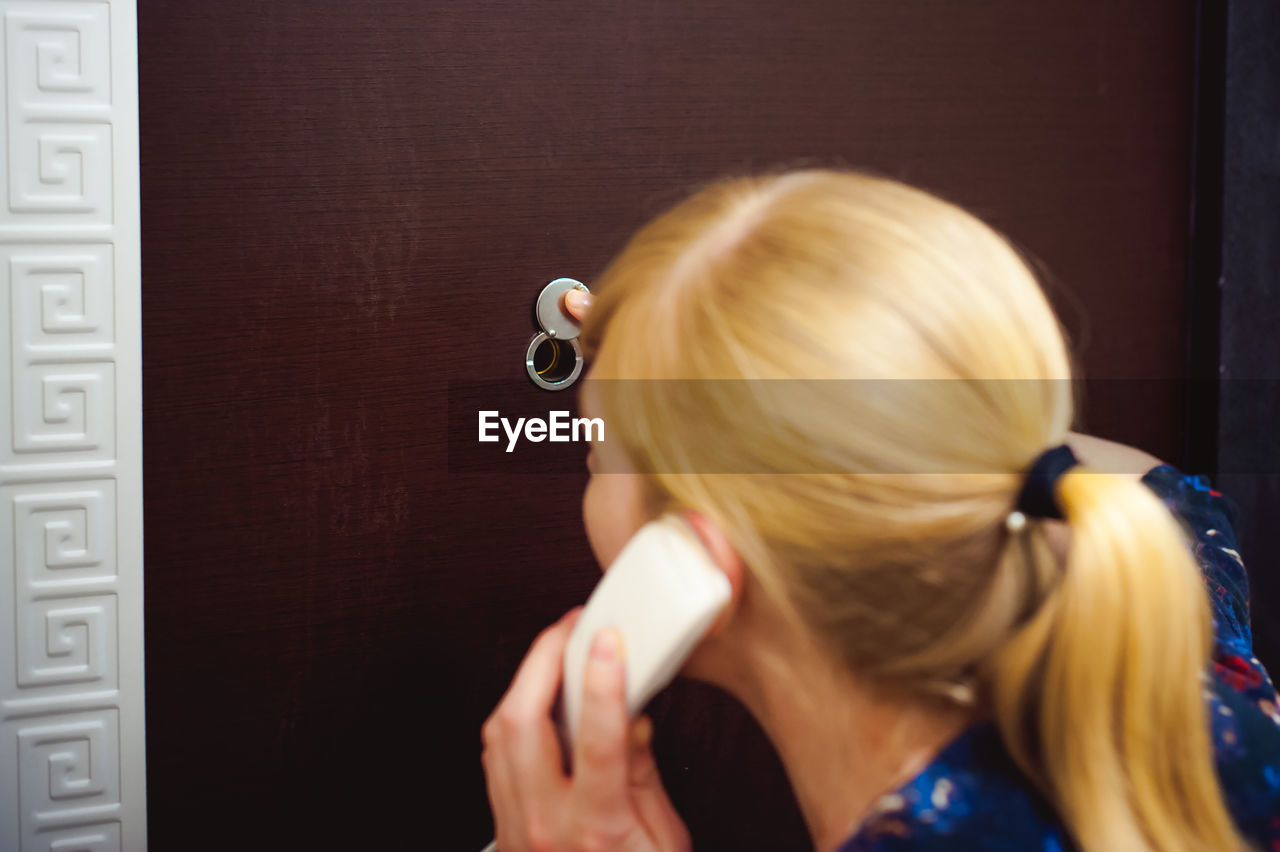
[626,732,664,798]
[563,289,593,320]
[572,628,631,814]
[481,742,524,850]
[625,725,689,851]
[487,608,584,800]
[501,607,582,714]
[626,715,662,794]
[489,710,567,813]
[627,715,652,758]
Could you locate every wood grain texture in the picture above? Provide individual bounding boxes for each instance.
[139,1,1194,847]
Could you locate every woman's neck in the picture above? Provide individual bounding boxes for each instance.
[710,634,977,851]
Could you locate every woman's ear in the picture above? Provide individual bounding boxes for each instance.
[680,510,744,634]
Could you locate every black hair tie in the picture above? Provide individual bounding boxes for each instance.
[1015,444,1080,520]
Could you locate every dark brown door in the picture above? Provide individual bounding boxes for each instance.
[140,1,1195,848]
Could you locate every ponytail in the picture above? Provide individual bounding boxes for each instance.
[989,469,1242,851]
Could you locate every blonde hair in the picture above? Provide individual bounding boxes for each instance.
[578,170,1241,851]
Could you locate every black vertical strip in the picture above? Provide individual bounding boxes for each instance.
[1185,0,1226,477]
[1216,0,1280,671]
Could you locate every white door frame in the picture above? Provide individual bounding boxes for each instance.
[0,1,146,850]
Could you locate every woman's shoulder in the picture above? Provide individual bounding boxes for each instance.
[1139,462,1243,556]
[1136,464,1280,839]
[1138,463,1278,710]
[837,722,1072,851]
[842,696,1280,852]
[1206,673,1280,845]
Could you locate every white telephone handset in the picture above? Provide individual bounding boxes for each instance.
[560,513,733,750]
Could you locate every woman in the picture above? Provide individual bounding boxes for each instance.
[480,170,1280,850]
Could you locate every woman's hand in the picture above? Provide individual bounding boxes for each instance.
[481,608,691,852]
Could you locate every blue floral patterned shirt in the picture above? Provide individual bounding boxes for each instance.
[838,464,1280,851]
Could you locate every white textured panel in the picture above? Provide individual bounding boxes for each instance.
[9,361,115,456]
[2,4,113,230]
[9,481,116,587]
[0,2,143,851]
[4,6,111,109]
[17,595,118,689]
[6,124,113,220]
[7,246,115,357]
[23,823,121,852]
[1,709,123,850]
